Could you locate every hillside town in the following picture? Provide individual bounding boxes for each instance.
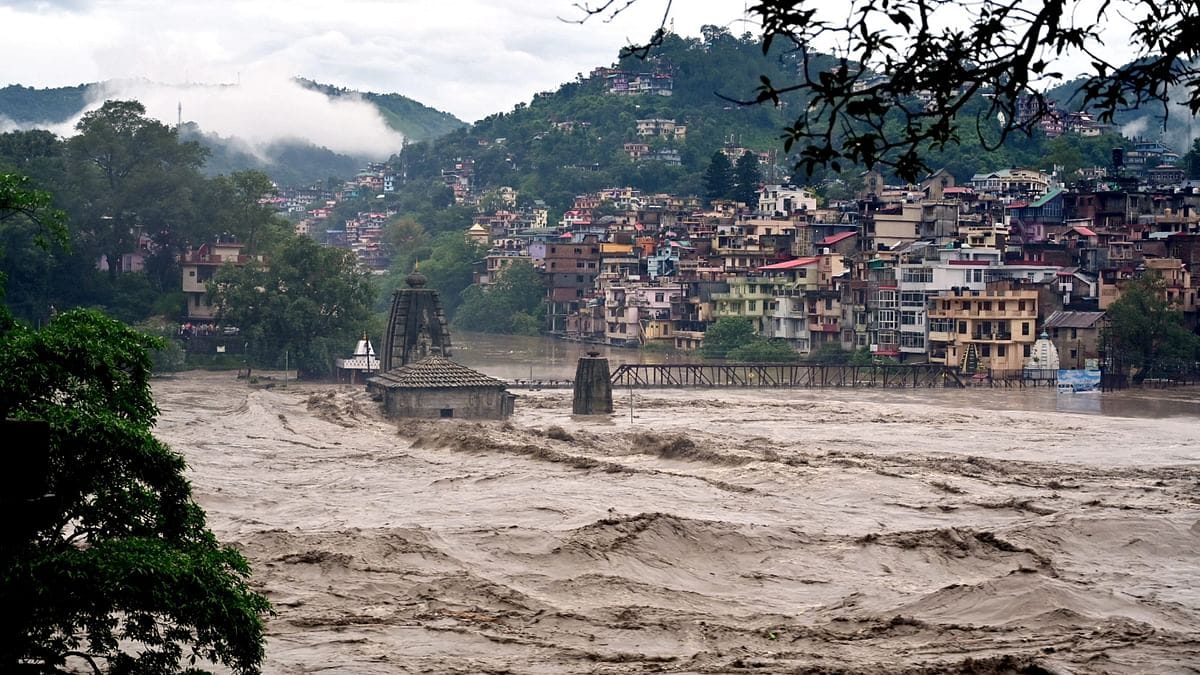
[252,145,1200,379]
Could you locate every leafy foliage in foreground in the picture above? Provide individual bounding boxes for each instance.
[0,308,270,674]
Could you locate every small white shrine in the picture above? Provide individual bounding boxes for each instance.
[335,335,381,383]
[1024,330,1060,373]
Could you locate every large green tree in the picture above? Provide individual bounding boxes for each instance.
[211,234,375,378]
[1105,274,1200,383]
[733,151,762,207]
[703,151,733,205]
[416,233,484,318]
[701,316,756,358]
[67,100,208,281]
[0,307,270,674]
[453,260,546,334]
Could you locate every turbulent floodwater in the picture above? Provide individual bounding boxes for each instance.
[154,341,1200,674]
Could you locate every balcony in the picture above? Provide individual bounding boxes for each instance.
[969,332,1013,342]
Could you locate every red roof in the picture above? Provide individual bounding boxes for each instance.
[817,231,857,246]
[1006,201,1030,209]
[758,257,818,270]
[1068,225,1097,237]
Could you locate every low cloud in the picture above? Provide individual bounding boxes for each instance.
[80,74,406,160]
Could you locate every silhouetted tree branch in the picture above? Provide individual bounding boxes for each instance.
[577,0,1200,181]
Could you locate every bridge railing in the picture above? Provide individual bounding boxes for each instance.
[608,363,964,388]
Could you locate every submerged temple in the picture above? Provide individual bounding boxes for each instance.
[380,270,453,372]
[367,269,513,419]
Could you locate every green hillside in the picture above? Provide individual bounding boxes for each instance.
[0,84,90,124]
[296,79,466,140]
[387,28,1132,217]
[389,29,826,215]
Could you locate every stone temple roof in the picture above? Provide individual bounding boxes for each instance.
[367,355,506,390]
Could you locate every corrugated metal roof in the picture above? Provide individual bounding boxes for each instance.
[1043,310,1106,329]
[758,257,818,270]
[817,231,857,246]
[367,355,507,389]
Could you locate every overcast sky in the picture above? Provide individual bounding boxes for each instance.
[0,0,746,123]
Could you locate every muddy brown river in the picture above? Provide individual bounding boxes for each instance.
[153,335,1200,673]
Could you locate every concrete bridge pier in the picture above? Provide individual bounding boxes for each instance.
[572,352,613,414]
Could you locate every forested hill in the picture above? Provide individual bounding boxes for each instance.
[388,27,1130,215]
[0,84,90,124]
[296,79,465,140]
[392,29,822,214]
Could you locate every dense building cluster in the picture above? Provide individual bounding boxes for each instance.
[465,169,1198,374]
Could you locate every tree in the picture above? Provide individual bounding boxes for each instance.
[1105,273,1200,383]
[727,338,800,362]
[1184,138,1200,180]
[703,151,733,205]
[417,233,484,318]
[701,316,756,358]
[203,171,287,256]
[733,151,762,207]
[581,0,1200,181]
[67,100,207,280]
[453,260,546,334]
[0,307,269,673]
[211,234,375,378]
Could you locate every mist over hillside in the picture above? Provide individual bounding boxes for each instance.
[0,77,464,185]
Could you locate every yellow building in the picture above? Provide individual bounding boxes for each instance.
[927,285,1039,374]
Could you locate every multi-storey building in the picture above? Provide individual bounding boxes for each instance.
[926,284,1040,373]
[544,236,601,334]
[180,240,259,321]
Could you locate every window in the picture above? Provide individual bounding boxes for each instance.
[1022,322,1030,336]
[655,292,664,302]
[981,345,991,357]
[574,248,582,254]
[997,345,1007,357]
[901,267,933,283]
[439,408,454,418]
[576,275,584,282]
[1023,344,1031,358]
[1070,349,1078,360]
[958,321,967,334]
[929,319,955,333]
[576,261,584,268]
[824,298,833,310]
[1071,328,1078,339]
[998,301,1006,311]
[982,301,992,311]
[901,311,920,326]
[900,332,925,348]
[748,301,757,311]
[878,310,897,329]
[901,292,925,307]
[1018,300,1026,311]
